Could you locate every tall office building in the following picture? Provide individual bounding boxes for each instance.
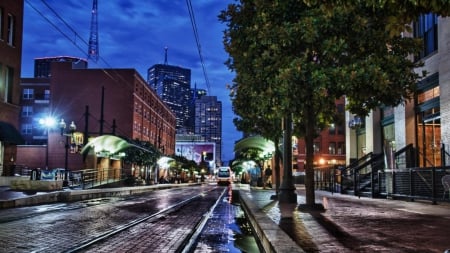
[147,64,191,134]
[186,87,207,134]
[195,96,222,166]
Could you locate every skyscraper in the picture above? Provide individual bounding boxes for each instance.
[147,64,191,134]
[195,96,222,166]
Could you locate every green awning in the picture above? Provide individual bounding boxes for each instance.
[0,121,24,145]
[234,135,275,154]
[80,135,152,157]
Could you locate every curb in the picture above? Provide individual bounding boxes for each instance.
[0,183,200,209]
[239,190,305,253]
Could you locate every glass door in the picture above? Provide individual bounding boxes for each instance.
[417,108,441,167]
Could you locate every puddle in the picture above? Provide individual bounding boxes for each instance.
[189,189,263,252]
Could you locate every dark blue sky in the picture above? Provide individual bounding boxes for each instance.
[21,0,240,162]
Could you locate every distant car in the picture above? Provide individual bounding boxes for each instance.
[217,166,231,186]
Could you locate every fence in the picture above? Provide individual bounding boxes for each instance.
[69,168,124,189]
[10,166,124,189]
[314,164,450,204]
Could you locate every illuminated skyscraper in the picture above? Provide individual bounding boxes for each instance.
[195,96,222,165]
[147,63,191,134]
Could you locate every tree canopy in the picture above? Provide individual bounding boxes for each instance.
[122,140,160,167]
[219,0,449,206]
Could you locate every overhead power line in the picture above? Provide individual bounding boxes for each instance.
[186,0,211,94]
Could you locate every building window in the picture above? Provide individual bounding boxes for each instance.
[328,142,336,155]
[22,106,33,117]
[414,13,438,60]
[23,88,34,100]
[6,66,13,103]
[7,13,15,46]
[0,8,3,39]
[337,142,345,155]
[313,142,320,154]
[0,63,4,102]
[416,73,440,167]
[417,86,439,104]
[21,124,33,135]
[44,89,50,100]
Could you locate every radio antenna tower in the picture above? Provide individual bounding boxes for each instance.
[88,0,99,63]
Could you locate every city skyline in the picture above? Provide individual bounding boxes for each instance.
[20,0,239,162]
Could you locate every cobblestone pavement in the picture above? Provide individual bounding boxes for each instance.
[0,186,223,253]
[79,187,226,253]
[252,185,450,253]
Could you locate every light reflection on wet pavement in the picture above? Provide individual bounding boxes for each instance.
[191,187,261,253]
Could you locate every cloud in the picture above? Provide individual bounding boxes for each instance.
[22,0,239,162]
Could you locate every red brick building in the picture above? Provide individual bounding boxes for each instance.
[294,97,346,171]
[17,61,176,172]
[0,0,24,176]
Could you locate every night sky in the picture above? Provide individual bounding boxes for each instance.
[21,0,240,162]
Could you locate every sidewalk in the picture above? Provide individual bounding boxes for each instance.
[240,184,450,253]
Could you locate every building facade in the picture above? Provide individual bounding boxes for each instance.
[16,61,176,171]
[147,64,192,134]
[195,96,222,166]
[0,0,24,176]
[295,97,347,170]
[34,56,88,78]
[20,77,50,145]
[20,57,87,146]
[345,15,450,169]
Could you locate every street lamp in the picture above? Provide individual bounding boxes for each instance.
[348,116,362,160]
[39,116,56,169]
[59,119,76,187]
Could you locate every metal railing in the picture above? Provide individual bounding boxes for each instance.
[68,168,124,189]
[9,166,124,189]
[314,144,450,203]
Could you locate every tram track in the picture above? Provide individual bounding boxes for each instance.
[0,185,226,253]
[0,187,192,225]
[64,186,225,253]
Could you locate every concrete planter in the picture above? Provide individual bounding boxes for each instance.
[10,179,63,191]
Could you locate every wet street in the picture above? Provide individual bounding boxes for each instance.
[0,184,260,253]
[190,186,261,253]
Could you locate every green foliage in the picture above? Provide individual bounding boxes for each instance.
[219,1,446,125]
[122,140,160,166]
[219,0,449,205]
[169,154,200,173]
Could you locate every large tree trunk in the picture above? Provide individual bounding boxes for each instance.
[274,138,281,196]
[304,104,316,206]
[279,114,297,203]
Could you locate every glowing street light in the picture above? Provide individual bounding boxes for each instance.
[39,116,56,169]
[59,119,77,187]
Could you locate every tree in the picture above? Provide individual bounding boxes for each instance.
[219,0,449,207]
[123,140,160,171]
[233,117,283,195]
[169,154,200,182]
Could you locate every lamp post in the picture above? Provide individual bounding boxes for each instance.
[348,116,362,160]
[39,116,56,169]
[59,119,76,187]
